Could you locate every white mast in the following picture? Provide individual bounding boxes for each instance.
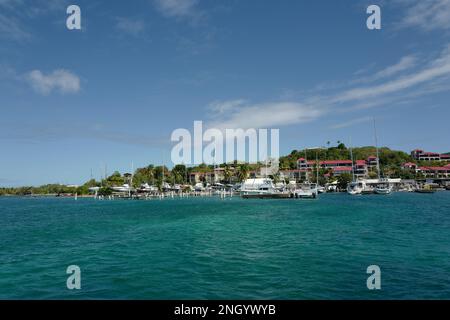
[373,118,381,180]
[349,137,355,182]
[316,150,319,185]
[130,161,134,197]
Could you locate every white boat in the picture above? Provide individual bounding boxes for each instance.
[347,140,363,196]
[112,184,132,192]
[372,119,393,195]
[139,183,157,192]
[317,186,326,194]
[347,181,364,195]
[194,183,205,192]
[293,183,318,199]
[241,178,289,199]
[374,179,393,195]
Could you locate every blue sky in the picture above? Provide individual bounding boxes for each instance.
[1,0,450,186]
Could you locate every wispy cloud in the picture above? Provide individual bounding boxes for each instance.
[0,12,31,41]
[354,56,417,84]
[25,69,81,95]
[153,0,200,18]
[0,0,69,42]
[115,17,146,37]
[330,117,373,130]
[395,0,450,32]
[207,99,246,115]
[335,45,450,103]
[206,44,450,130]
[207,101,324,130]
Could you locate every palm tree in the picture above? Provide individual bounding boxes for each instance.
[223,165,232,183]
[237,164,250,182]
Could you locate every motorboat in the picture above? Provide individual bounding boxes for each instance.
[240,178,289,199]
[111,184,132,192]
[293,183,318,199]
[139,183,157,193]
[374,179,393,195]
[347,181,364,195]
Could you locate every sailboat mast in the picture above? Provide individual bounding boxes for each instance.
[131,161,134,192]
[304,149,308,182]
[373,118,381,180]
[349,138,355,182]
[316,151,319,185]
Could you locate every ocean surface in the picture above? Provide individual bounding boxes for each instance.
[1,192,450,300]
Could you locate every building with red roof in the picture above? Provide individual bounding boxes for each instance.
[296,157,369,177]
[418,166,450,178]
[411,149,450,162]
[402,162,418,171]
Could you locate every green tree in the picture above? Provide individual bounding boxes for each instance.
[223,165,233,183]
[337,173,352,191]
[237,164,250,182]
[172,164,187,184]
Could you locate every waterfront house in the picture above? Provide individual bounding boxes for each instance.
[411,149,450,162]
[367,156,378,167]
[354,160,368,178]
[189,168,226,184]
[296,158,371,178]
[418,166,450,178]
[332,166,353,176]
[402,162,418,171]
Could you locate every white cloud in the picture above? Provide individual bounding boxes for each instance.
[396,0,450,31]
[335,45,450,103]
[25,69,81,95]
[356,55,417,84]
[0,13,30,41]
[0,0,68,41]
[208,101,324,130]
[207,99,246,114]
[154,0,199,18]
[115,17,146,37]
[207,44,450,130]
[330,117,373,130]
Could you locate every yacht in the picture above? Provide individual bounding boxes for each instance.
[139,183,157,193]
[111,184,132,192]
[347,181,364,195]
[374,179,393,195]
[373,119,393,195]
[241,178,289,199]
[293,183,318,199]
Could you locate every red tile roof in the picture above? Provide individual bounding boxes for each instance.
[420,152,440,156]
[321,160,353,165]
[332,167,353,172]
[355,160,366,166]
[419,166,450,172]
[402,162,417,167]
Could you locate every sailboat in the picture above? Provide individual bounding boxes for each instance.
[373,119,393,195]
[293,149,319,199]
[347,140,363,195]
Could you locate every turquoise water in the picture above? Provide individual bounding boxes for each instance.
[1,193,450,300]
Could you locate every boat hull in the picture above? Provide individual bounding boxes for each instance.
[415,190,435,194]
[241,193,291,199]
